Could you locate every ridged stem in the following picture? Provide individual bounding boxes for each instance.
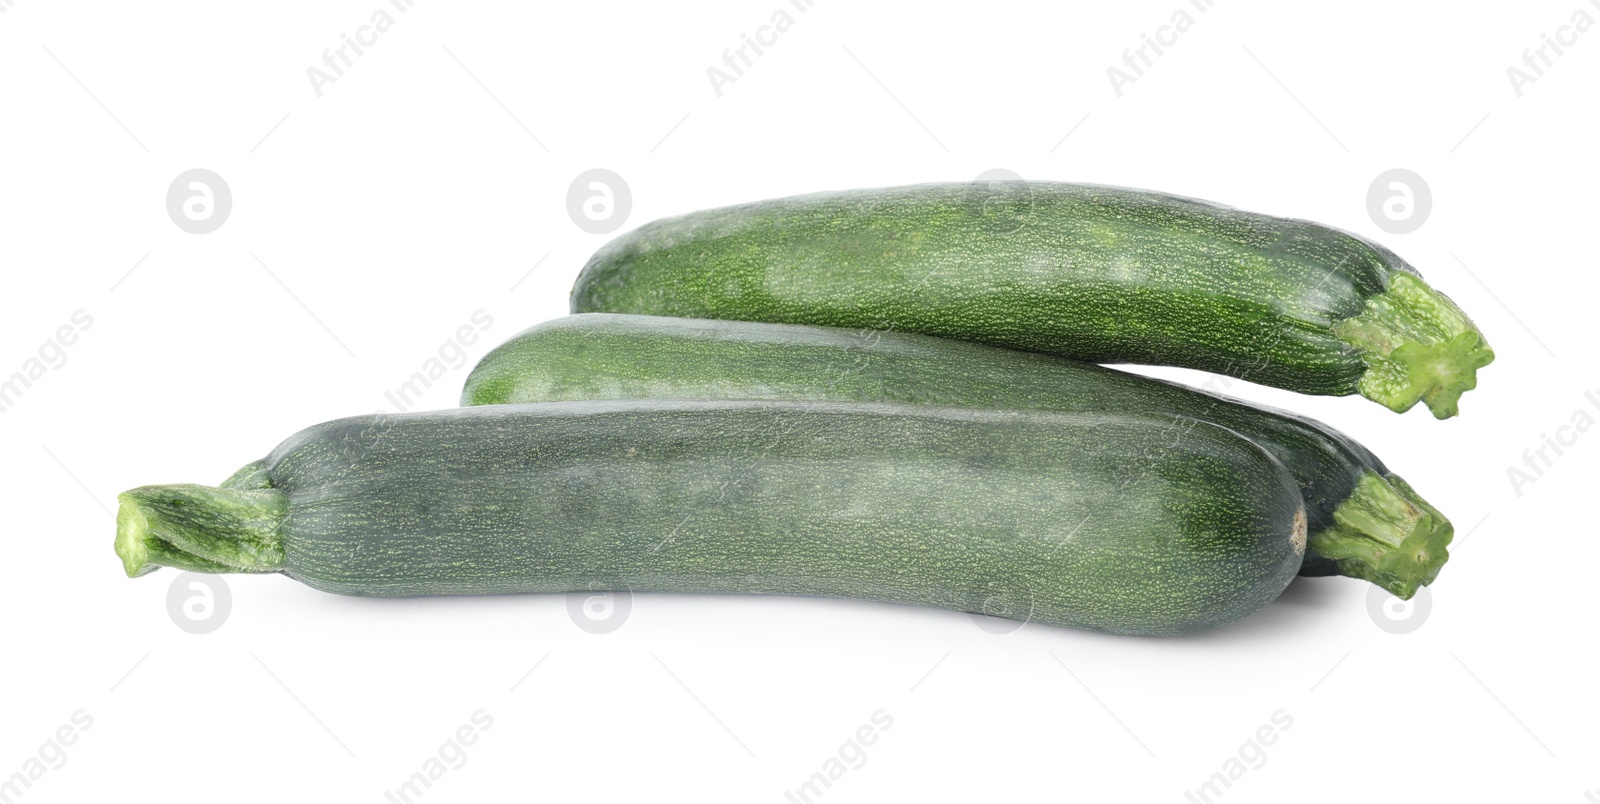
[1307,470,1452,599]
[1332,273,1495,419]
[115,484,287,578]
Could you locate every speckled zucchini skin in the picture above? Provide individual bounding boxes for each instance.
[241,400,1306,636]
[569,182,1421,396]
[462,314,1394,576]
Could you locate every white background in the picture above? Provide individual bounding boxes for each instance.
[1,1,1595,801]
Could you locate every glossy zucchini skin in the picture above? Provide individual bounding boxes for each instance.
[570,182,1493,418]
[462,314,1442,579]
[117,401,1307,636]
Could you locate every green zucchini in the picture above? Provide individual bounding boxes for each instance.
[570,182,1493,418]
[464,314,1451,598]
[114,401,1307,636]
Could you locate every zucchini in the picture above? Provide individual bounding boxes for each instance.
[570,182,1494,418]
[114,401,1307,636]
[464,314,1451,598]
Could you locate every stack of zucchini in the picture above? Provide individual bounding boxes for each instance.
[116,182,1492,636]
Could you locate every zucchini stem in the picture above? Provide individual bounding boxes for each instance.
[1306,470,1452,599]
[116,483,287,578]
[1332,273,1494,419]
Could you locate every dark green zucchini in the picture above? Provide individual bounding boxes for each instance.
[115,401,1307,636]
[463,314,1451,598]
[570,182,1493,419]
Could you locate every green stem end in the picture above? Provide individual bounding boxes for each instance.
[1307,470,1453,599]
[115,483,288,578]
[1333,273,1495,419]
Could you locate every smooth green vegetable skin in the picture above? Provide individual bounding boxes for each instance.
[115,401,1307,636]
[570,182,1493,418]
[463,315,1452,598]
